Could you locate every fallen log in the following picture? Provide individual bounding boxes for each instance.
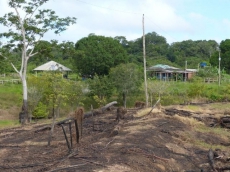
[101,101,117,112]
[220,117,230,123]
[35,126,51,133]
[84,101,117,118]
[220,117,230,128]
[35,117,74,133]
[109,120,125,137]
[208,149,217,172]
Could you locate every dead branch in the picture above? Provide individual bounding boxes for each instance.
[34,126,51,133]
[157,122,169,127]
[127,147,170,162]
[147,98,161,116]
[100,138,115,150]
[7,165,19,172]
[78,158,107,167]
[47,163,89,172]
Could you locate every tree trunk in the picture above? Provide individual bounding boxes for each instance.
[19,74,29,124]
[123,92,127,108]
[48,107,56,146]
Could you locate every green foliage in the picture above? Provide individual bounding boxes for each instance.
[0,120,20,129]
[93,95,106,108]
[109,63,142,107]
[33,102,48,119]
[0,0,76,123]
[28,72,87,117]
[147,81,170,105]
[87,75,114,101]
[187,82,205,98]
[128,32,169,57]
[28,73,68,117]
[74,35,128,76]
[197,67,218,78]
[0,84,22,109]
[210,39,230,73]
[65,80,86,111]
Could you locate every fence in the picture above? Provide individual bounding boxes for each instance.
[204,78,218,83]
[0,74,6,78]
[0,79,21,84]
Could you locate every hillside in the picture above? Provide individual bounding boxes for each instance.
[0,103,230,172]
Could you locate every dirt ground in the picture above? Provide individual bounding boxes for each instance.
[0,103,230,172]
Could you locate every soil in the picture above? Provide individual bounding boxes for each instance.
[0,103,230,172]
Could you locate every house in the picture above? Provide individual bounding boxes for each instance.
[147,64,197,81]
[33,60,72,78]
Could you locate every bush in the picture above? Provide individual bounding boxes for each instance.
[187,83,205,98]
[33,102,48,119]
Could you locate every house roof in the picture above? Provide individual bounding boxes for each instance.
[147,64,197,73]
[147,64,179,71]
[33,61,72,71]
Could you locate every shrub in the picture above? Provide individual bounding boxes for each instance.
[33,102,48,119]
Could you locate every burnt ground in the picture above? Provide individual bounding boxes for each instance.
[0,103,230,172]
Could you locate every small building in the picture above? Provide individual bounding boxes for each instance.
[147,64,197,81]
[33,60,72,78]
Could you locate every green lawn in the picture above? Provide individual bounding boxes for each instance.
[0,120,20,129]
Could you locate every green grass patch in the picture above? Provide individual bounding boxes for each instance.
[0,84,22,109]
[194,140,227,150]
[196,125,230,139]
[186,105,200,111]
[0,120,20,129]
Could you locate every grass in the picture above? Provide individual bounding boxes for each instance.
[0,120,20,129]
[0,84,22,109]
[173,115,204,127]
[196,125,230,140]
[173,114,230,151]
[184,105,200,111]
[193,140,227,150]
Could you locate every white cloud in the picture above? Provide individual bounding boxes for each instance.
[143,0,192,32]
[0,0,229,44]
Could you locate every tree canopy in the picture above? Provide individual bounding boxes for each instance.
[109,63,142,107]
[74,35,128,76]
[210,39,230,73]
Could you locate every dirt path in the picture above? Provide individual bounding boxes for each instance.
[0,103,230,172]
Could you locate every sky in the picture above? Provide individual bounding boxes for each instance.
[0,0,230,44]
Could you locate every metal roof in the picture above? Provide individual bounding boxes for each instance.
[147,64,179,71]
[33,61,72,71]
[147,64,197,73]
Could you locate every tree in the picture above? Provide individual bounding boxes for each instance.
[147,81,169,106]
[0,0,76,124]
[87,75,114,107]
[65,80,86,111]
[109,63,142,108]
[210,39,230,73]
[29,40,54,66]
[74,35,128,76]
[128,32,169,57]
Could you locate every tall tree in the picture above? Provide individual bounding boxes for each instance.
[74,35,128,76]
[0,0,76,124]
[87,75,114,105]
[109,63,142,108]
[210,39,230,73]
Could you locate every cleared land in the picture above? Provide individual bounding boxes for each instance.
[0,103,230,172]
